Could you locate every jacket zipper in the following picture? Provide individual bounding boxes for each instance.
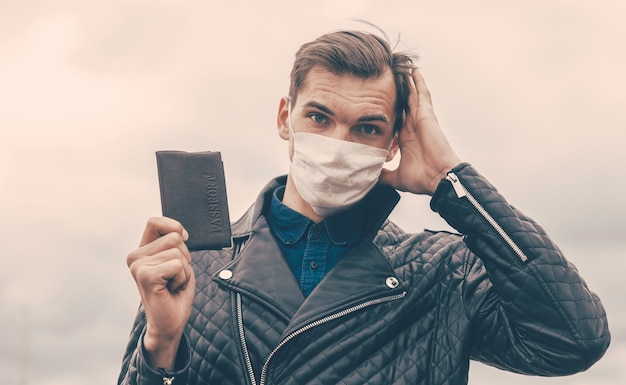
[445,172,529,263]
[236,291,407,385]
[256,291,407,385]
[237,293,258,385]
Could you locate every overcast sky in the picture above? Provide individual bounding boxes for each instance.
[0,1,624,384]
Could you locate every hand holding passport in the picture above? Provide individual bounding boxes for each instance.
[156,151,232,250]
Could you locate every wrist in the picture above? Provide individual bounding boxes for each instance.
[143,327,183,371]
[427,160,461,195]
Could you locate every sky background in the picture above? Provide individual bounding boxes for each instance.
[1,0,624,384]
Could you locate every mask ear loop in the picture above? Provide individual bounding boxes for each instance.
[287,100,296,136]
[385,136,395,152]
[383,114,402,164]
[385,110,406,152]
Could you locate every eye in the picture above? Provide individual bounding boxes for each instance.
[308,113,328,125]
[358,124,381,136]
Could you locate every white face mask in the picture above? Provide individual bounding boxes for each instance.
[288,109,390,217]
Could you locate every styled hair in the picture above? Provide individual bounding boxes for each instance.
[289,30,417,133]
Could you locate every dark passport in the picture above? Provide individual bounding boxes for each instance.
[156,151,232,250]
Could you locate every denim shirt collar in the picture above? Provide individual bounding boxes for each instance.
[231,175,401,242]
[268,186,367,246]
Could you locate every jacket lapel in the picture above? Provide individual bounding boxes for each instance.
[282,240,406,337]
[214,215,305,322]
[216,175,404,333]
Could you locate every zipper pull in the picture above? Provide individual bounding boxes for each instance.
[158,369,175,385]
[445,172,466,198]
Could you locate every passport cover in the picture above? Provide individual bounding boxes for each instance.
[156,151,232,250]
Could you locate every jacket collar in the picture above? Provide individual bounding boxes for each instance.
[215,223,407,334]
[283,240,407,336]
[218,176,404,330]
[268,186,369,246]
[230,175,401,241]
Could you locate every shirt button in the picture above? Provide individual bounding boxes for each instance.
[385,277,399,289]
[310,261,319,270]
[219,270,233,280]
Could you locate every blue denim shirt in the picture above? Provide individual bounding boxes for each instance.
[267,186,367,297]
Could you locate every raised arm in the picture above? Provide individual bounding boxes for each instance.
[119,217,195,384]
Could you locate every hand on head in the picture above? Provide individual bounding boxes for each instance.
[379,68,461,195]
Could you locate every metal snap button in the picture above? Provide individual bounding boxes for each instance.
[219,269,233,280]
[385,276,399,289]
[310,261,318,270]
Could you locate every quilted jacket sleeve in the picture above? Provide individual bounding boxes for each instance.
[117,305,191,385]
[430,163,610,375]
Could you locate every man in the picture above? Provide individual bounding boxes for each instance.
[119,30,610,385]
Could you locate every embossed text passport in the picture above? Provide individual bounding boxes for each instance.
[156,151,232,250]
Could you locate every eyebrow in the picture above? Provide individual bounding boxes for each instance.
[304,101,390,124]
[304,101,335,116]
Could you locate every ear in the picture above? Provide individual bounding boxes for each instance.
[385,133,399,162]
[277,96,290,141]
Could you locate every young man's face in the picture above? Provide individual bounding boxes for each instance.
[277,66,399,161]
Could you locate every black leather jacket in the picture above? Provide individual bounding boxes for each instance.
[118,163,610,385]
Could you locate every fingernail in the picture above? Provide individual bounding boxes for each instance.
[182,229,189,241]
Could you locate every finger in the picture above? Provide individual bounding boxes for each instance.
[139,216,189,247]
[407,68,418,111]
[411,68,433,107]
[128,231,192,268]
[132,250,193,292]
[148,232,192,264]
[163,258,194,292]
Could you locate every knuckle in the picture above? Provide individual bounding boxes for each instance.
[145,216,161,229]
[133,265,152,285]
[146,216,184,239]
[126,249,140,267]
[128,259,143,280]
[167,246,185,261]
[162,232,184,248]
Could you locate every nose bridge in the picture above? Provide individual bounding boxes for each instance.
[329,122,351,142]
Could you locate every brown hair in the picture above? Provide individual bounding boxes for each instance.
[289,30,417,133]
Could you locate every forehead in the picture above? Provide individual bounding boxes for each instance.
[296,66,397,119]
